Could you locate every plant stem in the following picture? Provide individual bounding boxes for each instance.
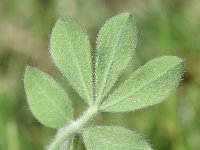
[47,105,99,150]
[70,135,79,150]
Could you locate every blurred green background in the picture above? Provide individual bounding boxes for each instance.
[0,0,200,149]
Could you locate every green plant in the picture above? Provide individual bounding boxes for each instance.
[24,12,184,150]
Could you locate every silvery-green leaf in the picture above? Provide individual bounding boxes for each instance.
[24,66,73,128]
[50,18,93,104]
[95,12,138,103]
[101,56,184,112]
[83,126,152,150]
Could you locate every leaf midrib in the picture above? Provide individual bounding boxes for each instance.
[102,62,181,110]
[96,16,130,102]
[62,21,91,103]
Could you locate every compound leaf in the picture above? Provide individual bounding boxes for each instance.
[95,12,138,103]
[83,126,152,150]
[50,18,93,104]
[101,56,184,112]
[24,66,73,128]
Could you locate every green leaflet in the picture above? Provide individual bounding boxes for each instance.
[23,12,185,150]
[95,12,137,103]
[83,126,152,150]
[101,56,184,112]
[50,18,93,104]
[24,66,73,128]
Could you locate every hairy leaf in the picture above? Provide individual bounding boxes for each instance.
[24,66,73,128]
[101,56,184,112]
[95,12,138,103]
[83,126,152,150]
[50,18,93,104]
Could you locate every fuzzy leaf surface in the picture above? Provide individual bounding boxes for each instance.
[50,18,93,104]
[95,12,137,102]
[101,56,184,112]
[83,126,152,150]
[24,66,73,128]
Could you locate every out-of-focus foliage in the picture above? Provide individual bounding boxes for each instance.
[0,0,199,150]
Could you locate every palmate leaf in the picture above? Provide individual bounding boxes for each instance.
[24,66,73,128]
[50,18,93,104]
[101,56,184,112]
[95,12,137,103]
[83,126,152,150]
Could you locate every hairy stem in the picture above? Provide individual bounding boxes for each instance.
[47,105,99,150]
